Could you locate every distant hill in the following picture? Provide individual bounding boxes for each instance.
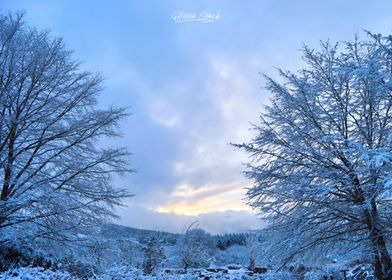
[99,223,251,250]
[99,224,181,245]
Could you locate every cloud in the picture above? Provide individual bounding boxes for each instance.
[110,53,267,229]
[155,181,250,215]
[146,54,266,187]
[149,100,181,128]
[113,54,268,232]
[132,54,265,215]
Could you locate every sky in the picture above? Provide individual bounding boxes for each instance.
[2,0,392,234]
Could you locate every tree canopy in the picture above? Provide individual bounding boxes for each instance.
[237,33,392,279]
[0,13,131,248]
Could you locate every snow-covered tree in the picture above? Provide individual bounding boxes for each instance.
[142,236,165,275]
[245,234,261,271]
[237,33,392,280]
[0,13,131,248]
[177,225,212,272]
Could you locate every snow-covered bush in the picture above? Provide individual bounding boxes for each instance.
[0,267,76,280]
[215,245,248,267]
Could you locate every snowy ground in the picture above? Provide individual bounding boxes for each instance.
[0,266,352,280]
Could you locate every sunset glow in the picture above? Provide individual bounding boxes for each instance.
[155,182,251,216]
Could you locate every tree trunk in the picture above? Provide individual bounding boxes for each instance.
[364,204,392,280]
[1,122,16,201]
[373,246,383,280]
[370,228,392,280]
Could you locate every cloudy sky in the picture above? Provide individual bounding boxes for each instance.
[2,0,392,234]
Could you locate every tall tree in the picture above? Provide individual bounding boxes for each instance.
[236,33,392,279]
[0,13,131,246]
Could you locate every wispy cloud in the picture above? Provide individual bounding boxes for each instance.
[134,55,265,219]
[155,181,250,215]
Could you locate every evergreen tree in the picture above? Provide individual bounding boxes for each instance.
[142,236,165,275]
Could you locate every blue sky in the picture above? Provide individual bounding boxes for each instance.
[2,0,392,233]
